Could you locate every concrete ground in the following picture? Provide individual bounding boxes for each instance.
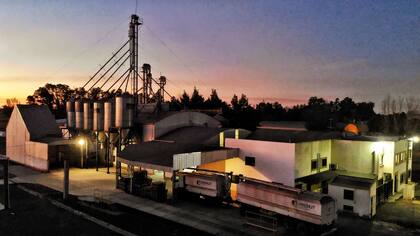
[375,200,420,229]
[7,164,420,236]
[10,165,267,236]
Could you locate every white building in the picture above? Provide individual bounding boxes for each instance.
[198,128,415,215]
[6,105,75,171]
[328,174,376,218]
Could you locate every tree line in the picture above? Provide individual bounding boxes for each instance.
[1,83,419,134]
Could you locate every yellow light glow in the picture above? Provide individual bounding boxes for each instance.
[372,142,385,153]
[78,138,85,146]
[410,136,419,143]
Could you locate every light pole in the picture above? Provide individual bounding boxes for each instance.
[78,138,85,168]
[406,136,419,184]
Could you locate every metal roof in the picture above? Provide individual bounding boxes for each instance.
[246,128,404,143]
[330,175,375,190]
[15,105,62,141]
[117,126,227,170]
[247,128,341,143]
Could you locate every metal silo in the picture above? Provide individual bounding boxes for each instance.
[93,102,104,131]
[115,95,134,128]
[83,101,93,130]
[66,101,75,129]
[104,100,115,132]
[75,100,84,129]
[126,95,134,127]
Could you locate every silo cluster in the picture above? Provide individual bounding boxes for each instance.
[66,96,135,132]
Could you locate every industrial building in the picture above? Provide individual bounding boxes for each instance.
[3,14,413,223]
[6,105,75,171]
[195,126,416,218]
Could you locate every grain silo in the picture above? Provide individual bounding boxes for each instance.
[93,102,104,131]
[83,101,93,130]
[66,101,75,129]
[115,95,134,128]
[104,99,115,132]
[75,100,84,129]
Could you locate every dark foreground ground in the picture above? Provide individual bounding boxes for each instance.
[0,184,210,236]
[0,184,116,236]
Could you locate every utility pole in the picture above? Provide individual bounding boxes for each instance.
[0,155,10,209]
[63,159,69,201]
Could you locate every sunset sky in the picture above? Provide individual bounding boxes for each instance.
[0,0,419,109]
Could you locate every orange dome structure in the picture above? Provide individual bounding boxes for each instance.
[344,123,359,135]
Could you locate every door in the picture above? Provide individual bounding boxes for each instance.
[394,172,398,193]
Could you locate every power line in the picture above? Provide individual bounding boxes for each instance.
[144,25,199,79]
[48,16,130,80]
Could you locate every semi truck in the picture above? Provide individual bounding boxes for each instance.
[177,169,337,235]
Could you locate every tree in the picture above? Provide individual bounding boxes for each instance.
[180,90,190,109]
[238,94,250,110]
[205,89,224,108]
[189,87,205,109]
[231,94,239,111]
[303,97,332,130]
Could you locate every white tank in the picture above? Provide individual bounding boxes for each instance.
[66,101,75,128]
[104,100,115,132]
[115,95,134,128]
[93,102,104,131]
[75,101,83,129]
[83,101,93,130]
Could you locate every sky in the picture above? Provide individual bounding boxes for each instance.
[0,0,419,109]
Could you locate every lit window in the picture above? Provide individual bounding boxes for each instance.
[311,160,318,171]
[344,189,354,200]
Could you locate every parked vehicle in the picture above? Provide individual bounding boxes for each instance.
[177,170,337,235]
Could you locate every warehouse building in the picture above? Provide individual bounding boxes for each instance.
[6,105,76,171]
[115,111,246,200]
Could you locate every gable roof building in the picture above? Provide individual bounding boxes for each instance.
[6,105,67,171]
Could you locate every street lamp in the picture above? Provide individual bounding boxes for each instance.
[78,138,85,168]
[410,136,419,143]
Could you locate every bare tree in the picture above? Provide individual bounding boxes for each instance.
[5,98,20,108]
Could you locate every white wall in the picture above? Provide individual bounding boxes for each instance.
[225,138,295,186]
[332,140,394,181]
[295,140,332,178]
[6,107,50,171]
[6,108,29,165]
[328,183,376,218]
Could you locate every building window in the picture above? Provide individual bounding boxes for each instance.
[311,160,318,171]
[321,158,327,168]
[245,156,255,166]
[395,153,400,165]
[380,154,384,166]
[343,205,353,212]
[400,173,405,184]
[343,189,354,200]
